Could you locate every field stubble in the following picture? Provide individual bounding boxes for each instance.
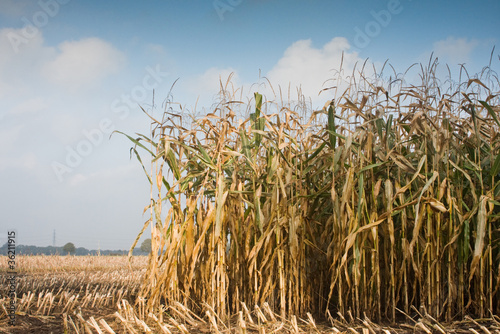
[0,255,499,333]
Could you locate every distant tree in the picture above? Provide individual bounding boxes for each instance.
[63,242,76,255]
[76,247,89,255]
[109,252,124,256]
[140,238,152,253]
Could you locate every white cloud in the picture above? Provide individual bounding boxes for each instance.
[67,163,139,187]
[182,67,241,110]
[0,28,54,98]
[183,37,368,112]
[0,153,38,172]
[0,27,51,62]
[0,28,133,187]
[0,29,126,143]
[0,80,8,100]
[0,123,39,172]
[41,37,126,91]
[0,123,24,153]
[433,37,479,65]
[265,37,363,108]
[9,97,49,115]
[68,173,86,186]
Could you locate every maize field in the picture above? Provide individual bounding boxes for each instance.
[121,59,500,327]
[2,59,500,333]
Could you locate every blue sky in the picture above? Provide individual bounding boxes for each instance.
[0,0,499,250]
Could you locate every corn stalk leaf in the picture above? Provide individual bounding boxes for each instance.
[469,195,488,282]
[328,104,337,149]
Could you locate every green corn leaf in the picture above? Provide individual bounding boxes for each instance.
[386,114,393,148]
[376,118,384,140]
[305,142,327,164]
[491,153,500,177]
[328,104,337,149]
[197,139,214,166]
[129,147,152,185]
[165,147,181,181]
[240,128,252,162]
[359,162,386,174]
[162,177,181,208]
[113,130,155,156]
[254,92,262,118]
[480,100,500,127]
[252,92,264,148]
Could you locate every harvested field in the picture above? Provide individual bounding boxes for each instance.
[0,255,146,333]
[1,256,499,333]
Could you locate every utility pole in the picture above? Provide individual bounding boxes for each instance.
[53,229,56,247]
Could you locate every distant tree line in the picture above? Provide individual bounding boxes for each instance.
[0,241,150,256]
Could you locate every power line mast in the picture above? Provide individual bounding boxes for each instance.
[53,229,56,247]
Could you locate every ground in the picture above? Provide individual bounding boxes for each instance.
[1,255,499,333]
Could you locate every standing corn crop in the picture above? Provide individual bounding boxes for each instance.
[120,62,500,322]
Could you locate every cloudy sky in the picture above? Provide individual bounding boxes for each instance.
[1,0,499,250]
